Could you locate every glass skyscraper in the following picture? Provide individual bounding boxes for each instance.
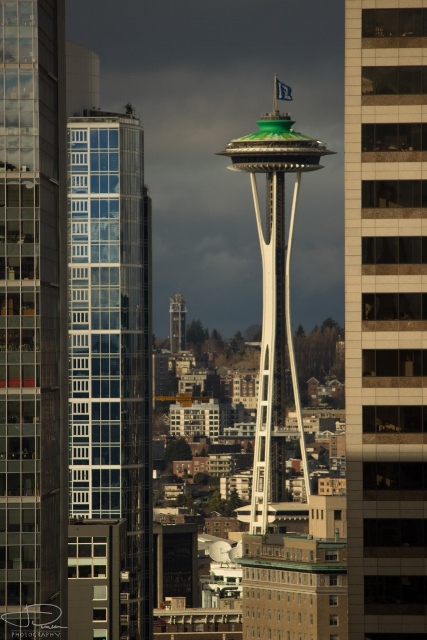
[67,111,152,639]
[0,0,68,635]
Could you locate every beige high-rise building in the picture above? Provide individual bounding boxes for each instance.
[345,2,427,639]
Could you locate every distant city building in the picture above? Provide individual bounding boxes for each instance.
[220,369,260,410]
[306,377,345,408]
[178,368,220,397]
[220,471,253,502]
[173,457,210,478]
[318,478,347,496]
[153,522,198,608]
[204,517,246,538]
[169,293,187,353]
[222,422,256,438]
[169,399,247,441]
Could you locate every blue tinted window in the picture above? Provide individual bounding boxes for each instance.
[91,267,100,284]
[92,335,100,353]
[101,335,109,352]
[91,290,99,307]
[100,153,108,171]
[92,470,100,486]
[100,176,109,193]
[110,448,120,465]
[101,312,109,328]
[100,200,108,218]
[99,130,109,148]
[100,246,109,263]
[110,268,119,284]
[110,425,120,442]
[92,358,100,375]
[110,335,119,353]
[109,176,119,193]
[111,403,120,420]
[110,358,120,375]
[100,268,109,285]
[101,404,109,420]
[91,201,99,218]
[111,470,120,486]
[90,176,99,193]
[110,222,119,240]
[101,425,109,441]
[91,246,99,262]
[111,493,120,509]
[90,222,99,242]
[100,222,109,241]
[110,200,119,215]
[110,290,119,307]
[92,493,100,509]
[101,359,109,375]
[109,153,119,171]
[101,493,109,509]
[110,380,120,396]
[90,153,99,171]
[91,312,100,329]
[110,245,119,262]
[110,313,119,329]
[109,130,118,148]
[101,381,109,397]
[90,130,99,148]
[92,380,100,397]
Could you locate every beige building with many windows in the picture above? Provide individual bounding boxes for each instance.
[345,2,427,639]
[239,496,347,640]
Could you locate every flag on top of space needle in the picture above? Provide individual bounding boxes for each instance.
[276,77,293,101]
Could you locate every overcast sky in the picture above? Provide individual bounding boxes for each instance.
[66,0,344,339]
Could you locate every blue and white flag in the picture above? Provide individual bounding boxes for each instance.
[276,78,293,101]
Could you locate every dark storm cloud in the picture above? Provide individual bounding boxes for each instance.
[66,0,344,338]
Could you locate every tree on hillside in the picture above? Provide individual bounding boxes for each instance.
[164,439,192,465]
[222,488,243,516]
[187,319,209,348]
[244,324,262,342]
[296,324,305,338]
[321,317,340,331]
[194,471,209,485]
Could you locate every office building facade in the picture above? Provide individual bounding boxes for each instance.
[0,0,68,635]
[67,112,152,638]
[345,2,427,638]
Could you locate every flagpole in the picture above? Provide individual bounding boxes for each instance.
[273,73,277,113]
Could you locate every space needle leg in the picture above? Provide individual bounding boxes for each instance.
[285,172,311,502]
[248,172,276,534]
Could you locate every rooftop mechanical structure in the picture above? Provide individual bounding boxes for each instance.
[218,110,334,534]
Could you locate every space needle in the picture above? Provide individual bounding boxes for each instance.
[218,78,334,534]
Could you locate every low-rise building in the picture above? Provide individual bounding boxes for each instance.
[204,517,246,538]
[220,471,253,502]
[318,477,347,496]
[173,457,210,478]
[169,399,246,442]
[153,605,242,640]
